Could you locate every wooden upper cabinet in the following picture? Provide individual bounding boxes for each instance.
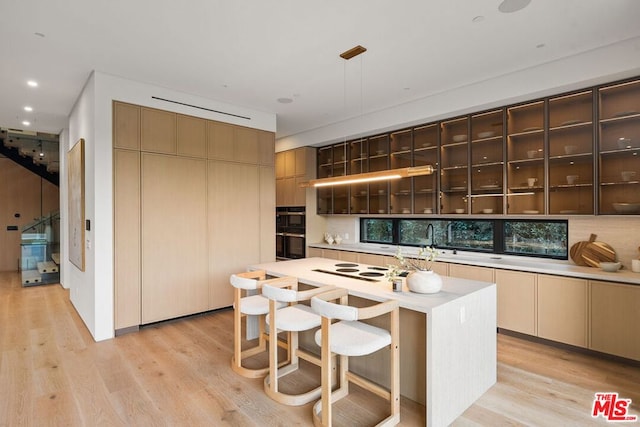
[234,127,259,164]
[207,121,234,161]
[177,114,207,158]
[284,150,296,177]
[141,107,176,154]
[113,102,140,150]
[275,152,286,178]
[258,130,275,166]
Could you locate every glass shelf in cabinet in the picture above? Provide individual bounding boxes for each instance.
[600,147,640,156]
[549,153,592,162]
[599,111,640,123]
[600,180,639,186]
[508,128,544,137]
[472,135,503,143]
[471,161,504,168]
[508,157,544,165]
[549,121,592,131]
[442,141,468,148]
[509,185,543,192]
[441,165,468,171]
[549,183,593,189]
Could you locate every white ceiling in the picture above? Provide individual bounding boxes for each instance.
[1,0,640,141]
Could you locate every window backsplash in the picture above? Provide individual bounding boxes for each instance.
[320,215,640,269]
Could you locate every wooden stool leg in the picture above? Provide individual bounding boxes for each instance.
[268,300,279,394]
[321,316,332,427]
[233,289,242,371]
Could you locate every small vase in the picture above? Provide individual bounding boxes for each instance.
[406,270,442,294]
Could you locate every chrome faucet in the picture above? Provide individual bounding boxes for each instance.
[426,223,435,248]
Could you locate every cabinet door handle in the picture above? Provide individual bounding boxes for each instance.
[283,233,305,238]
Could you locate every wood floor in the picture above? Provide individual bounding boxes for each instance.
[1,271,638,426]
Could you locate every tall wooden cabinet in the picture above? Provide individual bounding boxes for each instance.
[275,147,314,207]
[113,101,275,330]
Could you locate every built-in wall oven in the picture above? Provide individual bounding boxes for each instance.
[276,207,306,260]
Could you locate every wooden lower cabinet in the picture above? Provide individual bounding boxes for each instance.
[358,253,385,266]
[338,251,358,262]
[590,280,640,361]
[494,270,536,335]
[307,247,323,258]
[449,264,494,282]
[141,154,208,324]
[322,249,340,260]
[537,275,587,347]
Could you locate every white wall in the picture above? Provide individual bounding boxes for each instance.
[65,71,276,341]
[276,36,640,151]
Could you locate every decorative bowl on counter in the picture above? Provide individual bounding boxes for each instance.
[600,262,621,272]
[612,203,640,213]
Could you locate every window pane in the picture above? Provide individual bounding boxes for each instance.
[441,220,494,251]
[504,220,568,258]
[398,219,493,251]
[361,219,393,243]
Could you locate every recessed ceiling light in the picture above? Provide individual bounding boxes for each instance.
[536,43,546,48]
[277,97,293,104]
[472,15,485,23]
[34,32,45,38]
[27,80,38,87]
[22,120,31,126]
[24,106,33,112]
[498,0,531,13]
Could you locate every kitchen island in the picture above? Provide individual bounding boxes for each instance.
[249,257,497,426]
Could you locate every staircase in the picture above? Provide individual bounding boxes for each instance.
[0,128,59,186]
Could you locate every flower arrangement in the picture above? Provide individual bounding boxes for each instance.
[394,246,438,271]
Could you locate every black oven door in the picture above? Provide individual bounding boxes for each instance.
[276,233,286,260]
[284,232,305,259]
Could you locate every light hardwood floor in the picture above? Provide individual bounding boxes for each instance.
[1,272,638,426]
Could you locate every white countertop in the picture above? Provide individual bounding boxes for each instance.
[309,242,640,286]
[249,257,495,315]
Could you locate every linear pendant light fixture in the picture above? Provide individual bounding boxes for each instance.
[307,165,434,187]
[305,45,434,188]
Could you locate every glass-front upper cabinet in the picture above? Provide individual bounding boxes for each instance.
[548,90,594,214]
[507,101,545,214]
[368,134,389,214]
[440,117,469,214]
[470,110,504,214]
[316,142,348,214]
[350,138,368,214]
[413,124,439,214]
[390,129,412,214]
[598,79,640,215]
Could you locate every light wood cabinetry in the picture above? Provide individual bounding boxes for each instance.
[449,263,494,282]
[275,147,314,207]
[113,101,275,330]
[494,270,537,335]
[338,251,358,262]
[357,253,385,266]
[141,154,208,323]
[537,275,587,347]
[207,122,272,165]
[430,261,449,276]
[113,102,140,150]
[141,107,176,154]
[207,121,234,161]
[176,114,206,158]
[114,150,141,329]
[208,161,261,310]
[322,248,341,260]
[590,280,640,361]
[307,247,323,258]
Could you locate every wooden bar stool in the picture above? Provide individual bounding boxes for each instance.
[262,280,335,406]
[311,288,400,427]
[229,270,288,378]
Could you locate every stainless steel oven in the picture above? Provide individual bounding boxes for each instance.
[276,207,306,260]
